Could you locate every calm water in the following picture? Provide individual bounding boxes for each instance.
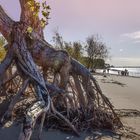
[109,67,140,77]
[97,67,140,77]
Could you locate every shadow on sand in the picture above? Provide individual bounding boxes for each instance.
[101,78,126,87]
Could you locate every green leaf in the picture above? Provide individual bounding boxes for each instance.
[27,26,33,34]
[0,45,6,62]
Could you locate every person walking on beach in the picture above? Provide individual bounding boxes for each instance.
[103,69,106,77]
[107,68,109,73]
[124,69,129,76]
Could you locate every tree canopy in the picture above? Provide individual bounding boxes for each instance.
[52,31,109,69]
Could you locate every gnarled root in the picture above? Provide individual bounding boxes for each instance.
[1,78,29,125]
[18,100,50,140]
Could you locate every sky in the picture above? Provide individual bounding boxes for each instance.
[0,0,140,66]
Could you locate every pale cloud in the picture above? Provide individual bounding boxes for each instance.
[121,31,140,43]
[123,31,140,39]
[133,40,140,44]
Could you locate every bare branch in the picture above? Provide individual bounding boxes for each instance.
[0,5,14,40]
[51,101,80,136]
[1,78,29,124]
[19,0,30,22]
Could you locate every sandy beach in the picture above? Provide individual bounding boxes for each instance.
[97,74,140,111]
[96,74,140,136]
[0,74,140,140]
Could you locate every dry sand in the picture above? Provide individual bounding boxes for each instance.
[0,74,140,140]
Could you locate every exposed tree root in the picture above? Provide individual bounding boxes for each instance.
[1,78,29,124]
[50,100,80,136]
[0,1,122,139]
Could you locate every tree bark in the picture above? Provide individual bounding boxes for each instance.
[18,100,50,140]
[72,74,86,107]
[1,78,29,124]
[0,45,14,87]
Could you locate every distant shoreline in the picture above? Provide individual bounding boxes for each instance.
[95,68,140,78]
[112,66,140,68]
[94,72,140,79]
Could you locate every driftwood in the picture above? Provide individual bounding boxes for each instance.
[0,1,122,140]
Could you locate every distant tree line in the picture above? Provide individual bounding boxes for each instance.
[52,30,109,69]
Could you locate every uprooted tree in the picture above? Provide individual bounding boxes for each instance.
[0,0,122,139]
